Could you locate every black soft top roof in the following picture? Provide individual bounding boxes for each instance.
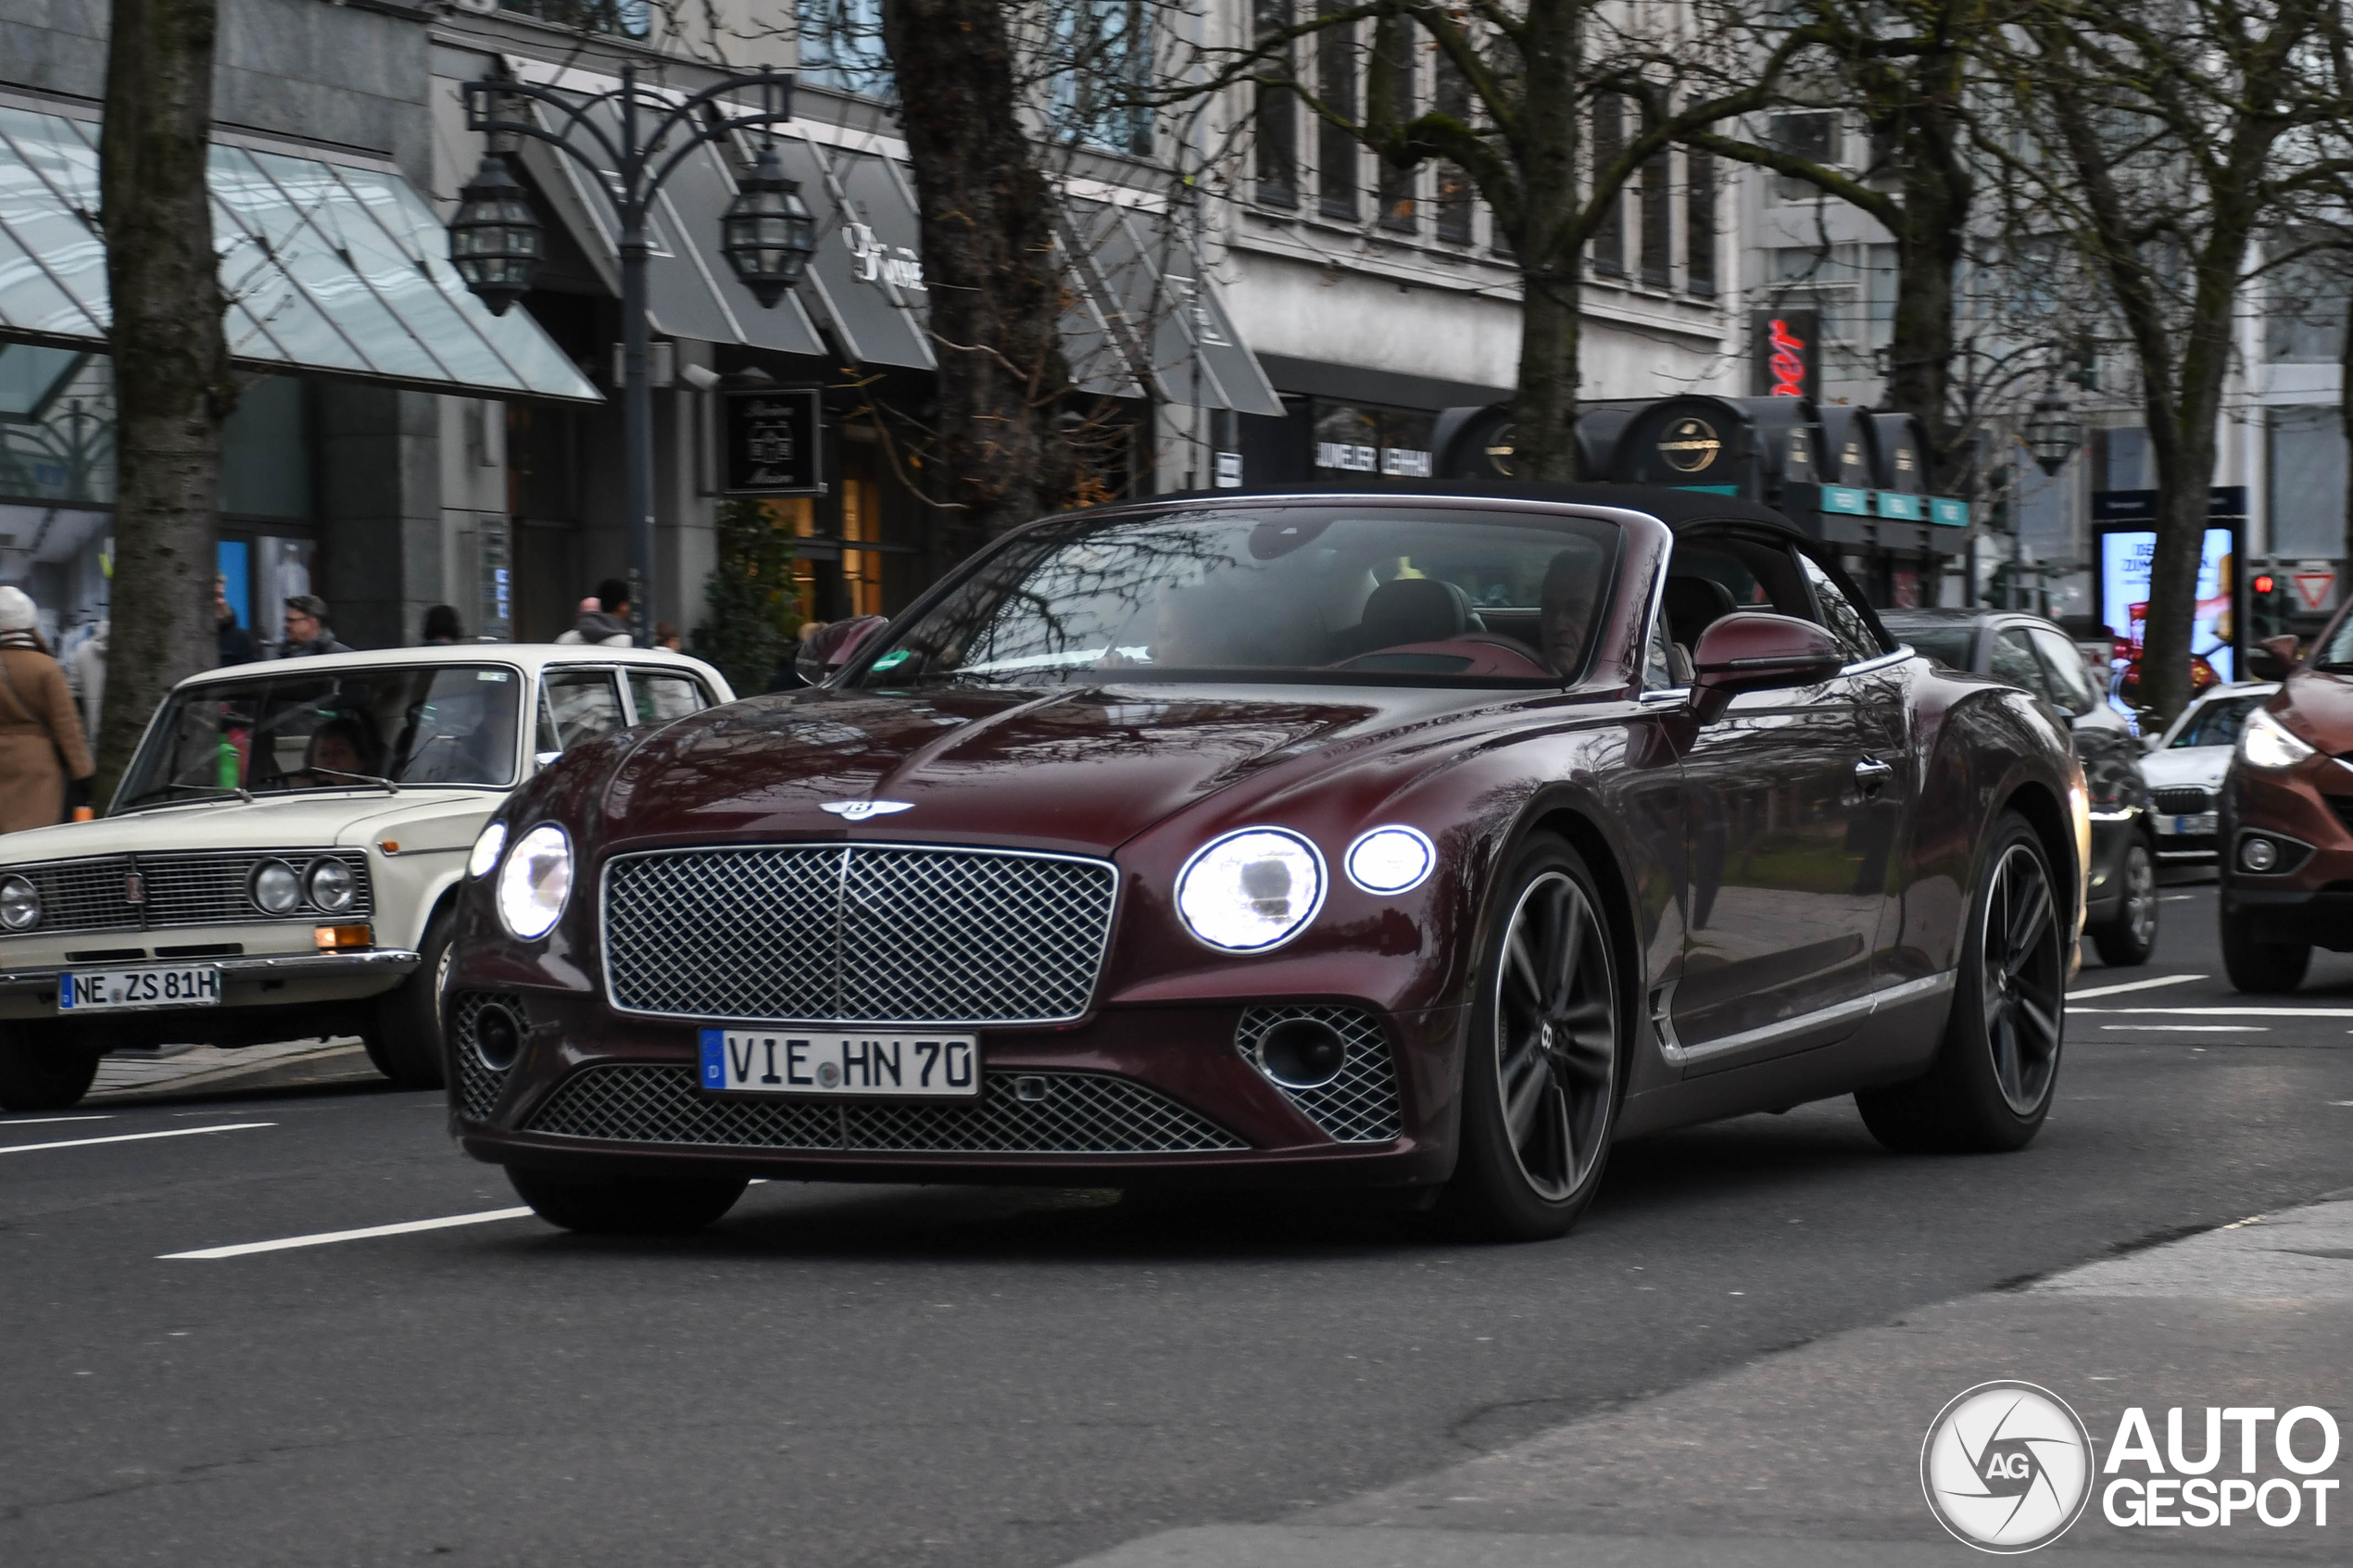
[1122,480,1808,537]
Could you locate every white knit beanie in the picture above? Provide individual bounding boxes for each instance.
[0,586,35,633]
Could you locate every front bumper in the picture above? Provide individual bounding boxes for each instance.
[0,948,419,1043]
[2221,759,2353,947]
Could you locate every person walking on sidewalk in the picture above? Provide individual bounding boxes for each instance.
[282,595,353,658]
[557,579,634,647]
[65,617,106,742]
[0,587,95,830]
[215,576,256,665]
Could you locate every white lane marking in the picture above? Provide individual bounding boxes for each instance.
[0,1123,273,1155]
[2075,1006,2353,1017]
[0,1114,113,1127]
[2068,973,2207,1000]
[160,1207,535,1260]
[2100,1024,2266,1033]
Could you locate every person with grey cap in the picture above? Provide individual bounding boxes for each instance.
[282,594,352,658]
[0,586,94,829]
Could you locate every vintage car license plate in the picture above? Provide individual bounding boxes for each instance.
[698,1028,981,1098]
[60,965,224,1011]
[2162,811,2218,836]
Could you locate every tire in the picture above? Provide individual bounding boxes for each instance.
[2221,912,2309,993]
[0,1034,103,1112]
[363,907,453,1090]
[509,1167,749,1236]
[1856,812,2064,1154]
[2089,838,2158,967]
[1436,834,1625,1242]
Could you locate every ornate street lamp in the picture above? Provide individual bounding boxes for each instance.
[451,66,809,646]
[720,143,818,308]
[2023,380,2082,477]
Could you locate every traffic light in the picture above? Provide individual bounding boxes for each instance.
[2248,571,2295,642]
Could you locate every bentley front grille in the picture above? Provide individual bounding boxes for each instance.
[1236,1006,1403,1145]
[602,844,1117,1025]
[522,1063,1248,1156]
[9,849,372,936]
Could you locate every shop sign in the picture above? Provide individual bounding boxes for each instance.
[845,222,926,293]
[1930,498,1971,528]
[1750,309,1820,400]
[722,387,824,495]
[2090,487,2248,522]
[1874,492,1925,521]
[1820,484,1871,516]
[1655,415,1726,476]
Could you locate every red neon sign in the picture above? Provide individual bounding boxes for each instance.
[1768,318,1808,396]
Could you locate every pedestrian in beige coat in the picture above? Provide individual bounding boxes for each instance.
[0,587,96,832]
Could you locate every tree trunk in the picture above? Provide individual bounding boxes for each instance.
[97,0,233,806]
[1505,0,1584,480]
[881,0,1075,555]
[2339,271,2353,585]
[1881,40,1969,492]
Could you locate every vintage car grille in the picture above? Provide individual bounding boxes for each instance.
[10,850,372,936]
[522,1062,1247,1155]
[1236,1006,1402,1145]
[450,991,527,1122]
[2151,786,2213,816]
[602,844,1118,1025]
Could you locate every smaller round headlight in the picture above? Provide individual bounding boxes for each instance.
[306,858,358,914]
[251,859,301,916]
[468,821,507,879]
[0,873,40,932]
[496,823,573,940]
[1344,825,1436,895]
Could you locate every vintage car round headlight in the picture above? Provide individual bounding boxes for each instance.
[496,823,573,940]
[468,821,507,879]
[250,859,301,916]
[1175,827,1326,952]
[1344,825,1436,895]
[306,858,358,914]
[0,873,40,932]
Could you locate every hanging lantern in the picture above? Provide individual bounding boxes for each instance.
[720,144,819,308]
[2022,382,2082,478]
[448,155,543,316]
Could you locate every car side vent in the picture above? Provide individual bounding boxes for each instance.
[450,992,529,1122]
[1235,1006,1402,1145]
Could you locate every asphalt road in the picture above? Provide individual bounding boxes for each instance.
[4,881,2349,1568]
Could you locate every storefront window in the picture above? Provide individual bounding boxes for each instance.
[1312,401,1435,482]
[0,346,114,504]
[221,377,310,519]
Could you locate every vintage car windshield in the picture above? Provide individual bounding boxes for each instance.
[855,505,1625,688]
[117,664,523,810]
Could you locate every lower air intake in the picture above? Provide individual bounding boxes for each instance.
[450,992,528,1122]
[1237,1005,1402,1144]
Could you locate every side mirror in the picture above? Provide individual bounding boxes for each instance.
[2246,633,2299,682]
[1690,612,1848,718]
[795,615,889,686]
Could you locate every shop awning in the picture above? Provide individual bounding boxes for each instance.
[0,102,599,403]
[1058,198,1283,417]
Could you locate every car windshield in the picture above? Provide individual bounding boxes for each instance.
[853,505,1625,689]
[2169,694,2264,748]
[1888,623,1973,669]
[117,664,523,810]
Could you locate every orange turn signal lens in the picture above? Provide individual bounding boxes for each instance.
[315,923,373,951]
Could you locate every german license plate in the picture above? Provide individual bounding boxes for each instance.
[2164,811,2217,835]
[698,1028,981,1098]
[59,966,223,1011]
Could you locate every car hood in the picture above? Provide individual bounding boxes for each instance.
[0,788,500,865]
[2139,746,2232,793]
[2279,667,2353,752]
[596,684,1496,857]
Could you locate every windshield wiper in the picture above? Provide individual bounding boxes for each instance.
[150,782,255,807]
[309,768,400,795]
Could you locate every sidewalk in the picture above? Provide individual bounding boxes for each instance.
[87,1038,382,1102]
[1066,1197,2353,1567]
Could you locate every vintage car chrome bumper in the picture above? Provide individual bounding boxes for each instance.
[0,947,422,997]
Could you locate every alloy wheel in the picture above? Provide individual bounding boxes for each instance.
[1491,870,1617,1201]
[1982,843,2063,1114]
[2120,847,2157,947]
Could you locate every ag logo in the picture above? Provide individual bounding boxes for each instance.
[1921,1381,2094,1553]
[1657,416,1722,473]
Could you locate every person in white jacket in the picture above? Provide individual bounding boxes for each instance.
[65,619,106,742]
[555,579,633,646]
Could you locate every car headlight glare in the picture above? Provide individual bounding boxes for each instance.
[306,858,358,914]
[2239,708,2315,770]
[251,859,301,916]
[1344,825,1436,895]
[1175,827,1325,952]
[496,823,573,940]
[468,821,507,879]
[0,873,40,932]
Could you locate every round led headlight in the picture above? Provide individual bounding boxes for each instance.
[1344,824,1436,895]
[1175,827,1326,952]
[496,822,573,940]
[250,859,301,916]
[0,873,40,932]
[306,858,358,914]
[468,821,507,879]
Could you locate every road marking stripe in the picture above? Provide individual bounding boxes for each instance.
[2099,1024,2266,1033]
[0,1123,272,1155]
[2075,1006,2353,1017]
[0,1114,113,1126]
[2068,974,2207,999]
[160,1207,535,1260]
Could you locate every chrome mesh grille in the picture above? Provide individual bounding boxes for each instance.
[602,845,1117,1024]
[450,991,526,1122]
[6,849,371,935]
[523,1062,1247,1155]
[2151,786,2213,816]
[1237,1006,1402,1144]
[24,858,142,933]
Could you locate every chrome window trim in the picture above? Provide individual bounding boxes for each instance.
[1657,971,1955,1067]
[1842,645,1916,678]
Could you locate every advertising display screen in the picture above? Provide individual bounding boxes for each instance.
[2097,526,2236,708]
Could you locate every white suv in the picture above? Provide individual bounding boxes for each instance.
[0,645,732,1110]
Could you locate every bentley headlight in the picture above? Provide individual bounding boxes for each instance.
[1344,825,1436,895]
[496,823,573,940]
[306,858,358,914]
[1175,827,1325,952]
[468,821,507,879]
[251,859,300,916]
[2239,708,2315,770]
[0,873,39,932]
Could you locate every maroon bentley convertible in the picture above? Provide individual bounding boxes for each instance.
[444,484,2088,1240]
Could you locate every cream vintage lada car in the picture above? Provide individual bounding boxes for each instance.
[0,645,732,1110]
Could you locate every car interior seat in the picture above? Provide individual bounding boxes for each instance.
[1663,576,1739,659]
[1351,577,1480,654]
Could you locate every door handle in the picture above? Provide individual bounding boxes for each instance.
[1854,756,1895,791]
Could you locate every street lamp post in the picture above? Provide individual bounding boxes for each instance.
[2009,374,2083,611]
[449,66,818,646]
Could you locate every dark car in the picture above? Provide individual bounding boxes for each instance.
[1881,609,2157,967]
[2217,621,2353,991]
[445,485,2086,1241]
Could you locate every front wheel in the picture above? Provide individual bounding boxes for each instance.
[2090,838,2158,967]
[363,908,452,1090]
[1857,813,2064,1153]
[2221,913,2309,993]
[1436,835,1624,1242]
[0,1032,103,1112]
[509,1168,749,1236]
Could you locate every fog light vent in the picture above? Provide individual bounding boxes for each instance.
[1236,1005,1400,1144]
[2242,837,2279,872]
[450,991,529,1120]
